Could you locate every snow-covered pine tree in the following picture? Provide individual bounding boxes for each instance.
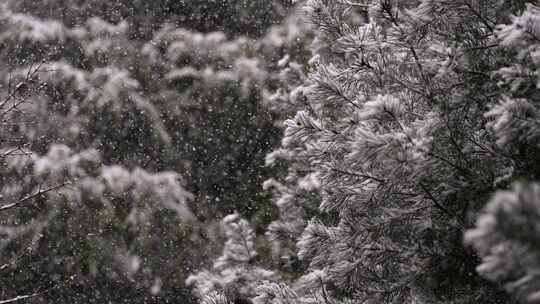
[252,0,538,303]
[465,4,540,303]
[187,213,277,302]
[257,3,319,278]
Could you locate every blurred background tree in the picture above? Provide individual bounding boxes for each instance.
[0,0,312,302]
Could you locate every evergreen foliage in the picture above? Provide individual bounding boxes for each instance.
[5,0,540,303]
[0,1,309,302]
[196,1,540,304]
[466,183,540,303]
[187,213,277,300]
[466,4,540,303]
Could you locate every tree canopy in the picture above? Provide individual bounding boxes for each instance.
[4,0,540,303]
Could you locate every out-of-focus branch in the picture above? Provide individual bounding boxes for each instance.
[0,292,46,304]
[0,232,44,272]
[0,60,46,120]
[0,182,70,212]
[0,275,76,304]
[0,147,31,159]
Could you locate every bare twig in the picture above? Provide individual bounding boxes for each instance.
[0,222,46,272]
[0,182,70,212]
[0,275,76,304]
[0,60,46,119]
[0,250,29,272]
[418,183,453,218]
[0,293,46,304]
[0,147,31,159]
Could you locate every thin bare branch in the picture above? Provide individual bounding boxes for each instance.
[0,275,75,304]
[0,182,70,212]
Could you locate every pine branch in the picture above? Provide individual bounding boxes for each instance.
[329,167,386,184]
[318,276,332,304]
[461,0,495,32]
[426,151,473,180]
[418,183,453,218]
[342,1,369,9]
